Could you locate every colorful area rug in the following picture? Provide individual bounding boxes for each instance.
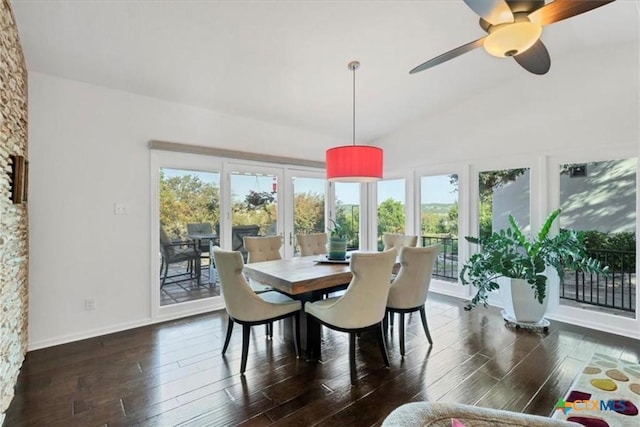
[552,353,640,426]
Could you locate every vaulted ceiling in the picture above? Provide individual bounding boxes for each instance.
[10,0,639,143]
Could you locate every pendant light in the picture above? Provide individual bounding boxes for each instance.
[326,61,383,182]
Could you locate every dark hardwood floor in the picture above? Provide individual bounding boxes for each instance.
[4,293,639,426]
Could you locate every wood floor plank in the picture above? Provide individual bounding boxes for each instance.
[4,293,639,427]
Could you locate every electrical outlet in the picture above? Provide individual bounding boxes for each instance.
[85,298,96,311]
[114,203,129,215]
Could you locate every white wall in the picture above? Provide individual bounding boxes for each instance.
[27,72,337,349]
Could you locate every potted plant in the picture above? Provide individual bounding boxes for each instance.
[460,209,607,324]
[327,219,348,260]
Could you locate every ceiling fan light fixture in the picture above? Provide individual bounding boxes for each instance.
[483,21,542,58]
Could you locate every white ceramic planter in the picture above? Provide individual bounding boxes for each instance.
[502,278,549,323]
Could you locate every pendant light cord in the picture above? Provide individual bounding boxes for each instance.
[352,64,356,146]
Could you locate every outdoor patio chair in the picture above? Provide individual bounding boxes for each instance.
[186,222,217,253]
[231,224,261,262]
[385,245,439,356]
[159,226,201,287]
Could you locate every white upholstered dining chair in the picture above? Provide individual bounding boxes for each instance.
[385,245,439,356]
[244,235,282,263]
[213,247,301,374]
[304,250,397,385]
[243,235,285,335]
[296,233,328,256]
[382,233,419,254]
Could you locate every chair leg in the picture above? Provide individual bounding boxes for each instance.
[390,312,395,327]
[383,310,389,331]
[293,312,300,359]
[265,322,273,339]
[376,322,390,367]
[161,261,169,286]
[240,324,251,374]
[419,306,433,345]
[222,317,234,355]
[160,258,164,276]
[399,312,406,356]
[349,332,357,385]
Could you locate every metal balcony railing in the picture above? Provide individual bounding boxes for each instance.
[561,249,636,313]
[421,236,458,282]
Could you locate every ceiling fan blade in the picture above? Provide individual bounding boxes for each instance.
[463,0,514,24]
[513,40,551,75]
[529,0,615,26]
[410,38,486,74]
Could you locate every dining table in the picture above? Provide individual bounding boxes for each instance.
[243,254,398,360]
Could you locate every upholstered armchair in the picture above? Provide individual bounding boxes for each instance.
[382,233,418,254]
[385,245,439,355]
[296,233,328,256]
[304,250,397,385]
[159,226,201,286]
[213,247,301,374]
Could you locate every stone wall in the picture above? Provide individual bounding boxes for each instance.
[0,0,29,423]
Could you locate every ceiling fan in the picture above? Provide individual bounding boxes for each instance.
[410,0,615,75]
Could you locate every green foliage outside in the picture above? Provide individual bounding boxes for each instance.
[580,230,636,270]
[335,203,359,249]
[160,170,220,239]
[160,172,326,240]
[294,192,325,234]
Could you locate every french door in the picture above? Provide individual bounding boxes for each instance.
[225,163,327,259]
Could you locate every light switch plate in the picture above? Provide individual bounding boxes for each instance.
[114,203,129,215]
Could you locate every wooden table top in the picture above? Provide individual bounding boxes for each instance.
[243,256,353,295]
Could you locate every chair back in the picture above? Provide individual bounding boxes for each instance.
[296,233,327,256]
[187,222,215,252]
[387,245,439,309]
[244,235,282,263]
[159,226,175,258]
[382,233,418,254]
[212,247,276,322]
[231,225,261,261]
[322,250,396,329]
[186,222,213,235]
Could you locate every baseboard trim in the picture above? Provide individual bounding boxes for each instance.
[28,302,226,351]
[28,318,153,351]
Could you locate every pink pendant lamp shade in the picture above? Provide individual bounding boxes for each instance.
[325,60,383,183]
[326,145,383,182]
